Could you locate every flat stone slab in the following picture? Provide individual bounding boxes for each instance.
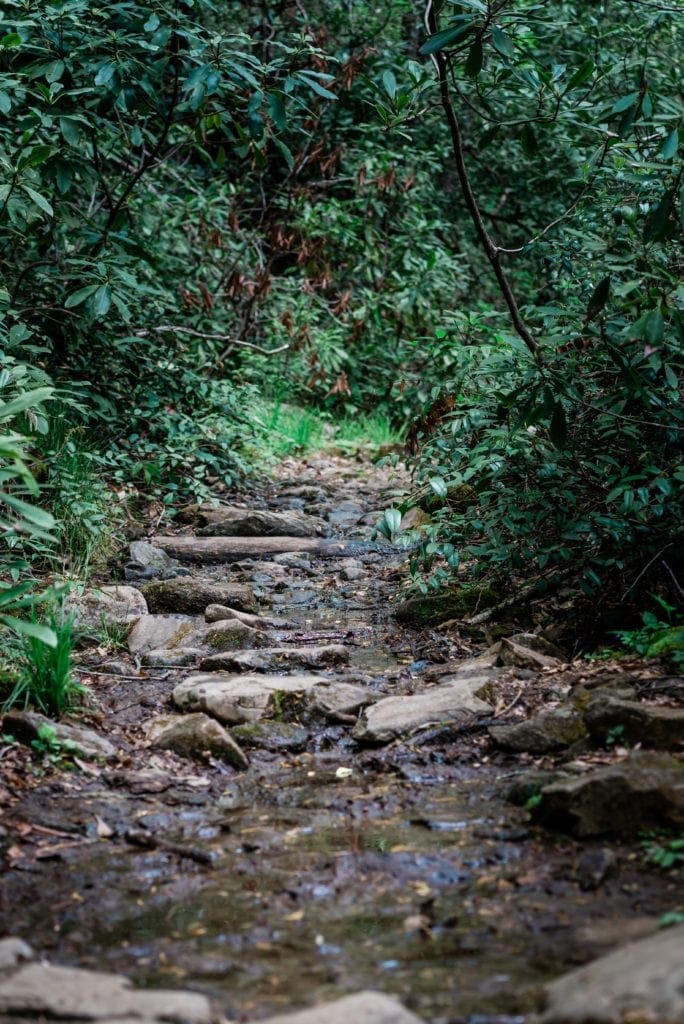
[199,644,349,673]
[536,750,684,836]
[0,937,34,970]
[195,505,327,538]
[204,604,296,629]
[128,614,196,656]
[489,707,587,753]
[141,577,255,614]
[540,922,684,1023]
[0,962,211,1022]
[173,672,331,724]
[2,710,116,761]
[259,991,425,1024]
[152,535,368,564]
[584,694,684,750]
[353,679,492,743]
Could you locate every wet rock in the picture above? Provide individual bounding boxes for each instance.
[145,713,248,769]
[424,650,500,683]
[2,710,116,761]
[142,647,203,668]
[308,680,375,719]
[489,707,587,753]
[0,937,34,970]
[204,604,295,629]
[65,585,148,631]
[124,540,185,582]
[535,750,684,837]
[173,672,330,725]
[399,506,431,531]
[195,505,327,538]
[575,847,619,891]
[393,584,500,629]
[584,694,684,750]
[202,619,263,652]
[259,991,425,1024]
[540,922,684,1024]
[504,770,562,806]
[99,659,132,676]
[199,644,349,673]
[151,534,356,564]
[127,614,196,656]
[231,720,309,752]
[499,633,563,671]
[0,962,210,1021]
[141,577,255,614]
[353,679,492,744]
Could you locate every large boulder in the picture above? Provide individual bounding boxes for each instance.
[535,750,684,837]
[353,679,492,744]
[141,577,255,615]
[0,962,210,1022]
[540,923,684,1024]
[144,713,248,769]
[584,694,684,750]
[195,505,327,538]
[2,710,116,761]
[489,707,587,753]
[258,991,425,1024]
[172,673,331,725]
[65,585,147,631]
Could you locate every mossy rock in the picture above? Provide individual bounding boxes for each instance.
[417,484,478,514]
[394,583,501,628]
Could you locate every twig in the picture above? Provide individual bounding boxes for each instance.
[493,684,524,719]
[621,544,673,600]
[133,325,289,358]
[124,828,215,866]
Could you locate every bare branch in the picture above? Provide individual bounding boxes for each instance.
[134,324,290,358]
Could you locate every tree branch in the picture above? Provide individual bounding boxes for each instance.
[424,0,540,358]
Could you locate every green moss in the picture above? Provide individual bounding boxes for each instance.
[394,583,501,628]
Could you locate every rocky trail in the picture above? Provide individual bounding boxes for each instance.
[0,455,682,1024]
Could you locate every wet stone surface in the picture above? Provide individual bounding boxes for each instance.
[0,453,680,1024]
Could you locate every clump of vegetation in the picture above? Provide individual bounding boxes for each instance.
[2,608,85,719]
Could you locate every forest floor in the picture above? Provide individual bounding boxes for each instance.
[0,453,682,1024]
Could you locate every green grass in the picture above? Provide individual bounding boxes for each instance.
[1,607,87,718]
[248,399,403,462]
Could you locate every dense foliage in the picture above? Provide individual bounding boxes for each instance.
[0,0,682,646]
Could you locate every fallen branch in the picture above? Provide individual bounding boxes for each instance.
[124,828,215,867]
[134,325,290,357]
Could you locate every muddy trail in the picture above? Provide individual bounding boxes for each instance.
[0,455,682,1024]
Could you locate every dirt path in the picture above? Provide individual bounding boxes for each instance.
[0,455,680,1023]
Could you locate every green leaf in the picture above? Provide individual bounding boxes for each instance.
[94,63,116,87]
[0,91,11,113]
[382,70,397,99]
[1,492,55,529]
[465,40,483,77]
[491,26,515,59]
[92,284,112,317]
[267,92,286,130]
[0,387,54,421]
[429,476,448,499]
[297,73,336,100]
[611,92,639,114]
[567,59,595,89]
[18,145,52,171]
[0,616,57,647]
[21,185,53,216]
[660,129,679,160]
[420,19,474,55]
[519,123,537,156]
[0,33,22,47]
[549,402,567,449]
[59,116,81,145]
[64,284,99,308]
[585,276,610,322]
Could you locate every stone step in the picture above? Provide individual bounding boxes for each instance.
[151,535,374,563]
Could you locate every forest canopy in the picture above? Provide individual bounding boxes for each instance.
[0,0,682,647]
